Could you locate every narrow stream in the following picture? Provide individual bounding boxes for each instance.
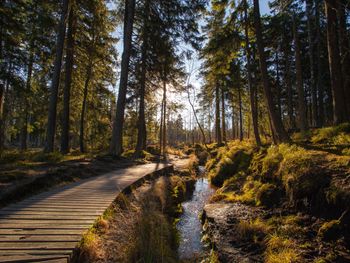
[177,170,215,260]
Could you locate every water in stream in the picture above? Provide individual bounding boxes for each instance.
[177,175,215,260]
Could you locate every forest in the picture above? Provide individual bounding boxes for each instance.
[0,0,349,156]
[0,0,350,262]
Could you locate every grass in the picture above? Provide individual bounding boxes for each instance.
[208,145,252,187]
[310,123,350,145]
[265,234,301,263]
[236,218,271,242]
[79,229,101,261]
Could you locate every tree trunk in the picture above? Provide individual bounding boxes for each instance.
[336,0,350,114]
[283,38,295,130]
[135,0,150,155]
[315,0,324,126]
[61,4,76,154]
[293,15,308,132]
[0,83,4,151]
[221,88,226,143]
[45,0,70,152]
[325,0,348,124]
[187,86,208,147]
[162,78,167,156]
[275,52,282,120]
[20,46,34,150]
[238,83,243,141]
[306,0,318,127]
[215,85,222,144]
[79,63,92,153]
[253,0,290,143]
[110,0,136,156]
[159,99,164,154]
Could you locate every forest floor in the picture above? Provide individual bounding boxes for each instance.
[0,149,160,207]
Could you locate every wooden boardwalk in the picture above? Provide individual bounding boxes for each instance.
[0,162,172,263]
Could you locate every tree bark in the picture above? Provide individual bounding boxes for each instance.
[253,0,290,143]
[61,4,76,154]
[283,36,295,130]
[215,85,222,144]
[0,83,4,151]
[238,82,243,141]
[79,63,92,153]
[221,88,226,143]
[20,46,34,150]
[275,52,282,120]
[110,0,136,156]
[162,78,167,156]
[325,0,348,124]
[293,15,308,132]
[135,0,150,155]
[315,0,324,126]
[336,0,350,114]
[306,0,318,127]
[159,99,164,154]
[45,0,70,152]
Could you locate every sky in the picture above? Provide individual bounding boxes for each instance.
[112,0,272,129]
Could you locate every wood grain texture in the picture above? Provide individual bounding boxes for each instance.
[0,162,172,262]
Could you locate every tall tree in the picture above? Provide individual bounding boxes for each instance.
[253,0,290,143]
[243,0,261,145]
[61,2,76,154]
[293,15,308,132]
[135,0,150,155]
[325,0,348,124]
[110,0,136,156]
[45,0,70,152]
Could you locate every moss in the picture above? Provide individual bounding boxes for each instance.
[31,152,64,163]
[311,123,350,144]
[209,149,251,187]
[261,145,283,179]
[276,144,330,204]
[255,183,283,207]
[318,220,342,241]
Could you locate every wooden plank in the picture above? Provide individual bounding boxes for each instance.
[0,215,97,220]
[0,220,94,224]
[0,250,72,255]
[0,163,172,262]
[0,224,91,229]
[0,210,102,216]
[0,241,78,249]
[0,229,84,235]
[0,235,81,242]
[0,255,69,263]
